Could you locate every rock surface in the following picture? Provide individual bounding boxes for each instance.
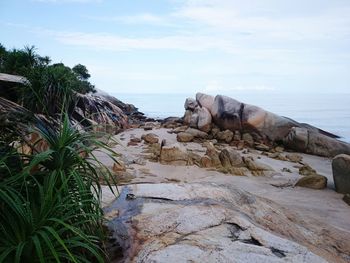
[176,132,194,142]
[332,154,350,194]
[160,143,189,165]
[105,183,348,263]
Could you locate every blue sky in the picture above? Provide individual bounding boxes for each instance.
[1,0,350,94]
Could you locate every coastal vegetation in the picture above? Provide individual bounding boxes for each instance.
[0,44,116,262]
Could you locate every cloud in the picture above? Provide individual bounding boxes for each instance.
[33,0,102,3]
[85,14,165,25]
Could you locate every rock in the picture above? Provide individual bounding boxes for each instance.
[189,112,199,128]
[216,129,233,143]
[200,155,212,168]
[172,126,188,134]
[299,165,316,176]
[188,152,201,166]
[343,194,350,206]
[112,161,126,173]
[242,133,254,147]
[286,153,303,163]
[211,127,220,137]
[204,142,222,167]
[243,157,274,175]
[141,133,159,144]
[105,183,333,263]
[130,137,141,143]
[185,128,208,139]
[255,143,270,152]
[160,143,189,165]
[183,110,192,125]
[197,107,212,133]
[274,146,285,153]
[295,174,327,189]
[284,127,350,157]
[282,167,292,173]
[233,130,241,141]
[177,132,194,143]
[196,93,214,113]
[143,125,153,131]
[219,148,243,168]
[184,98,198,110]
[332,154,350,194]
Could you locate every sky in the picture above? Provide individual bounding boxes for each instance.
[0,0,350,95]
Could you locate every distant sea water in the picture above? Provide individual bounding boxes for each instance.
[113,92,350,143]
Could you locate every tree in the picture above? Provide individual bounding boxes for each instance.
[72,64,91,80]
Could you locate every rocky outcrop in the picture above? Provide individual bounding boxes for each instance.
[160,143,189,165]
[183,93,350,157]
[332,154,350,194]
[105,183,349,263]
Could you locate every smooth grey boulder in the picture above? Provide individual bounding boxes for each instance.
[332,154,350,194]
[196,93,214,113]
[211,95,298,141]
[197,107,212,132]
[285,127,350,157]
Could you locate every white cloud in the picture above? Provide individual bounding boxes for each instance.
[85,14,165,25]
[33,0,101,3]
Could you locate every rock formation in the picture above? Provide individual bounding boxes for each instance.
[183,93,350,157]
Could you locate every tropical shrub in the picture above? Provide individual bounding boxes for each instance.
[0,113,117,262]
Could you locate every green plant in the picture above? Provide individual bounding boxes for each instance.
[0,114,118,262]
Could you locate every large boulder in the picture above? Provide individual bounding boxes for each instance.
[196,93,214,113]
[197,107,212,133]
[183,110,192,125]
[210,94,297,141]
[216,129,233,143]
[285,127,350,157]
[332,154,350,194]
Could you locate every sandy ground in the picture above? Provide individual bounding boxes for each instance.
[97,127,350,235]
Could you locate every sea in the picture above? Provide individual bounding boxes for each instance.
[113,92,350,143]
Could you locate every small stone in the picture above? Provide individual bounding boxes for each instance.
[299,165,317,176]
[274,146,285,153]
[282,167,292,173]
[130,137,141,143]
[255,143,270,152]
[200,155,212,168]
[242,133,254,147]
[113,161,126,173]
[217,129,234,143]
[141,133,159,144]
[286,153,303,163]
[295,174,327,189]
[233,130,241,141]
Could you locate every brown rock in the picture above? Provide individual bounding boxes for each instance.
[185,128,208,139]
[219,148,243,168]
[160,143,189,165]
[255,143,270,152]
[242,133,254,147]
[217,129,234,143]
[183,110,192,125]
[177,132,194,142]
[243,157,274,173]
[141,133,159,144]
[295,174,327,189]
[233,130,241,141]
[299,165,316,176]
[130,137,141,143]
[286,153,303,163]
[204,142,222,167]
[200,155,212,168]
[113,161,126,173]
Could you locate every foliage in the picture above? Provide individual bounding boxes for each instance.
[0,44,95,115]
[0,112,118,262]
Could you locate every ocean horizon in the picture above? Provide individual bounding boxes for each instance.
[113,92,350,143]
